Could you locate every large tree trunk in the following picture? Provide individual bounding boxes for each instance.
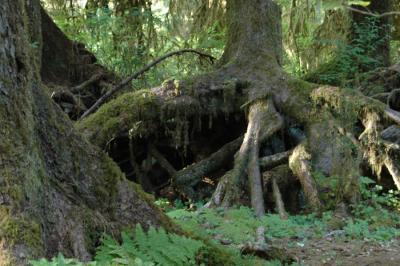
[0,1,173,264]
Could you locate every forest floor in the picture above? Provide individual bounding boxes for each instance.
[276,236,400,265]
[163,188,400,266]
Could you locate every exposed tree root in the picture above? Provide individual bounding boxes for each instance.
[259,150,293,170]
[174,136,243,199]
[289,145,322,211]
[208,99,283,211]
[272,178,289,219]
[384,157,400,190]
[51,89,87,118]
[381,125,400,147]
[385,108,400,125]
[240,226,293,262]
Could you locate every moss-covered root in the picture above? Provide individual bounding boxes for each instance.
[359,112,400,190]
[207,99,283,213]
[289,145,322,211]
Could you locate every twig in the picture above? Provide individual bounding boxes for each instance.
[79,49,215,119]
[71,72,106,93]
[344,5,400,18]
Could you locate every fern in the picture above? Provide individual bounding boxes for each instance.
[30,253,86,266]
[94,225,204,266]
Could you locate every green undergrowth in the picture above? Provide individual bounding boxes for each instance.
[31,176,400,266]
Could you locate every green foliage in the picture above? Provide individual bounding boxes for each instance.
[32,194,400,266]
[306,17,387,87]
[169,195,400,246]
[95,225,204,265]
[43,2,222,89]
[342,176,400,241]
[168,206,326,245]
[30,254,87,266]
[31,225,205,266]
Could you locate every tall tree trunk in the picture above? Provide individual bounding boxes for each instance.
[0,1,172,265]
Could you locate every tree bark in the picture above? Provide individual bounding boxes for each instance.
[0,1,173,264]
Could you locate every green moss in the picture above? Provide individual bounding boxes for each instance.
[77,89,160,146]
[310,86,385,122]
[283,78,318,122]
[287,77,317,92]
[0,207,43,255]
[96,152,124,208]
[0,171,23,207]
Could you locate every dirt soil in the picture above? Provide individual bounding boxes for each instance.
[275,237,400,265]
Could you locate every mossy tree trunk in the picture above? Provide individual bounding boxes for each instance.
[0,1,174,265]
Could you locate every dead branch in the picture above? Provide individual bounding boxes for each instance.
[71,72,107,93]
[344,5,400,18]
[80,49,216,119]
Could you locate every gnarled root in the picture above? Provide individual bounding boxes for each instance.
[208,98,283,214]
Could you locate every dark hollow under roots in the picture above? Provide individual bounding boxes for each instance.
[100,97,313,218]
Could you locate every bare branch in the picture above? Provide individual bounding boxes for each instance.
[344,5,400,18]
[80,49,215,119]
